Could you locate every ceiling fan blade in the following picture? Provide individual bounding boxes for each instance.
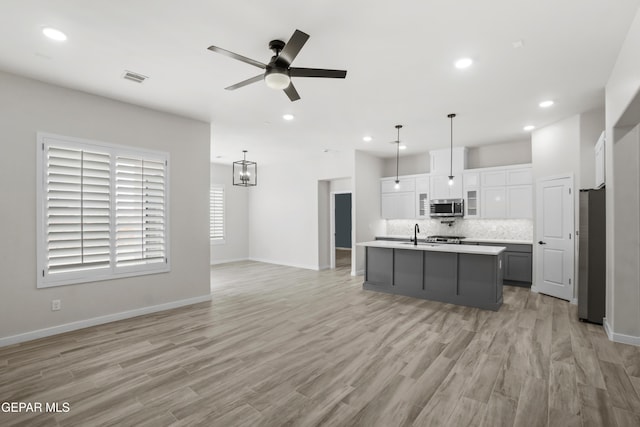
[284,83,301,102]
[289,68,347,78]
[276,30,310,66]
[207,45,266,69]
[225,74,264,91]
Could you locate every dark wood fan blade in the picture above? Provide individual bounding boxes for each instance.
[276,30,310,66]
[207,45,266,69]
[289,68,347,78]
[225,74,264,90]
[284,83,301,102]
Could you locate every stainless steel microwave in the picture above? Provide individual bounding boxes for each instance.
[430,199,464,217]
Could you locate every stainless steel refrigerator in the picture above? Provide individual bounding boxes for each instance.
[578,188,606,324]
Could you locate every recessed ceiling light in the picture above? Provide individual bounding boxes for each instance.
[523,125,535,131]
[454,58,473,69]
[363,136,373,142]
[282,114,294,121]
[42,27,67,41]
[539,100,554,108]
[399,144,407,150]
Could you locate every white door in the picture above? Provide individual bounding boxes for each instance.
[535,176,574,300]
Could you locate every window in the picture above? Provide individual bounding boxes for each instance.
[37,133,169,288]
[210,185,225,243]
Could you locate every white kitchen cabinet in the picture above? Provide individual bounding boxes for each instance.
[507,185,533,218]
[464,188,480,218]
[595,131,605,188]
[415,175,430,218]
[506,168,533,185]
[429,147,467,175]
[381,177,415,193]
[430,174,463,200]
[463,172,479,187]
[481,170,506,187]
[381,192,416,219]
[462,172,480,218]
[481,187,507,218]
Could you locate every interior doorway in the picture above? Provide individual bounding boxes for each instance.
[331,191,352,269]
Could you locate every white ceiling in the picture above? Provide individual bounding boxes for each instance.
[1,0,638,164]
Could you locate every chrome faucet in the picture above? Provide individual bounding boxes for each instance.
[413,223,420,246]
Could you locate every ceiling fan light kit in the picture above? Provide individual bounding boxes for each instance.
[207,29,347,102]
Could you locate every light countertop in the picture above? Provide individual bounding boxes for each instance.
[376,235,533,245]
[358,240,506,255]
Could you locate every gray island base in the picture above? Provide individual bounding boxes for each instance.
[359,241,506,311]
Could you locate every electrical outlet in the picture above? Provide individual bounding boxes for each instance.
[51,299,61,311]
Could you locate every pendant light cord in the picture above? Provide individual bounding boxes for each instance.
[447,114,456,180]
[396,126,400,182]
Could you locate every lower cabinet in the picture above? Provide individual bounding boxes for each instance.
[363,247,503,311]
[463,241,532,287]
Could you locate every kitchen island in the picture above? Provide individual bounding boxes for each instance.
[357,240,506,310]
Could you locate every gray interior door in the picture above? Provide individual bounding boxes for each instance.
[335,193,352,248]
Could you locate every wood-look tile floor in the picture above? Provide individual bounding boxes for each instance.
[1,261,640,426]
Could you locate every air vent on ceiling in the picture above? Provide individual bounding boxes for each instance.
[122,70,148,83]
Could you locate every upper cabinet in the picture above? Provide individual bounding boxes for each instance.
[380,176,417,219]
[430,175,463,200]
[477,165,533,219]
[430,147,467,175]
[595,131,605,189]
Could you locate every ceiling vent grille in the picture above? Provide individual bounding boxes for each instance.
[123,71,148,83]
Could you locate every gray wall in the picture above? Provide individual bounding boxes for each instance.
[381,139,532,177]
[612,125,640,337]
[210,163,249,264]
[605,6,640,343]
[0,71,211,341]
[466,139,532,169]
[580,107,606,189]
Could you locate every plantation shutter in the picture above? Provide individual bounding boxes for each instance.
[210,186,224,241]
[115,156,167,267]
[45,145,111,274]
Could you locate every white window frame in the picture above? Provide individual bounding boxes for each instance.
[36,132,170,288]
[210,184,225,245]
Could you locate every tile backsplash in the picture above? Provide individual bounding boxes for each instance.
[385,219,533,241]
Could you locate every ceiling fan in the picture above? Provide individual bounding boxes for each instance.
[207,29,347,102]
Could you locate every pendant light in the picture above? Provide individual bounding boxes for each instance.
[447,113,456,186]
[394,124,403,189]
[233,150,257,186]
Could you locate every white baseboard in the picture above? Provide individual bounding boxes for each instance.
[0,294,212,348]
[210,257,249,265]
[530,285,539,293]
[352,269,364,276]
[248,257,320,271]
[603,318,640,346]
[318,264,330,271]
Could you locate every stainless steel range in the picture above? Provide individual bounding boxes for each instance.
[425,235,465,244]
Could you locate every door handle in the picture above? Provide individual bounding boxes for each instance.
[538,241,546,245]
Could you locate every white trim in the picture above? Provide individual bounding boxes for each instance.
[353,269,364,276]
[603,318,640,346]
[248,257,319,271]
[318,264,330,271]
[210,257,249,265]
[0,294,211,348]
